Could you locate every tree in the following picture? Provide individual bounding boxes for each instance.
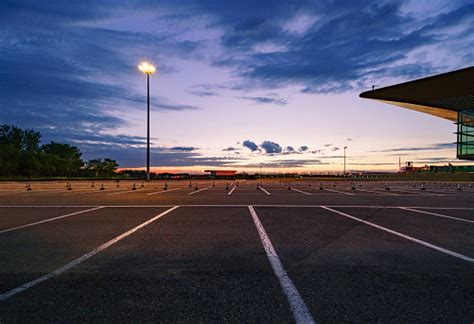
[85,158,119,177]
[0,124,117,178]
[41,142,83,176]
[0,125,41,177]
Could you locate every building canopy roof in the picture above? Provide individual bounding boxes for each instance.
[359,66,474,121]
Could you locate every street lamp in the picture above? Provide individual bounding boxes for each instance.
[343,146,348,175]
[138,61,156,181]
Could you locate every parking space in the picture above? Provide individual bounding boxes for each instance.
[255,206,474,322]
[0,207,167,293]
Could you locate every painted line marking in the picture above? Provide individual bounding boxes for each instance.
[290,188,312,196]
[392,188,445,196]
[355,188,399,196]
[66,187,125,196]
[147,188,182,196]
[0,207,105,234]
[321,206,474,263]
[187,186,212,195]
[0,206,179,301]
[399,207,474,224]
[259,187,271,195]
[227,186,237,196]
[383,189,444,197]
[248,206,315,324]
[323,188,354,196]
[107,188,155,196]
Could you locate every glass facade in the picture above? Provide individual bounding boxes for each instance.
[457,110,474,160]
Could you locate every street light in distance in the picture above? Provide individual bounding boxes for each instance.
[138,61,156,181]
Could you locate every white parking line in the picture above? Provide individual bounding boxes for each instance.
[248,206,315,324]
[321,206,474,263]
[106,188,156,196]
[259,187,271,195]
[0,206,105,234]
[399,207,474,224]
[356,188,399,196]
[227,186,237,195]
[0,206,179,301]
[187,186,212,195]
[323,188,354,196]
[386,189,444,197]
[290,188,312,196]
[66,187,125,196]
[147,188,182,196]
[393,188,445,197]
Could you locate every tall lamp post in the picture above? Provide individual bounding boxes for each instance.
[343,146,348,175]
[138,62,156,181]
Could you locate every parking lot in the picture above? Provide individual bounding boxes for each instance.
[0,180,473,322]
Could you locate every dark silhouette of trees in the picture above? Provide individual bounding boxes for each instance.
[85,158,119,177]
[0,125,119,178]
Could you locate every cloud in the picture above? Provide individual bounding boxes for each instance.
[222,146,238,151]
[372,142,456,153]
[204,1,473,92]
[242,140,259,151]
[299,145,309,152]
[238,96,287,105]
[168,146,198,152]
[261,140,282,154]
[0,1,203,163]
[332,147,340,151]
[243,159,328,168]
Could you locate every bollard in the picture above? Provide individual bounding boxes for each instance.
[385,183,390,190]
[164,182,168,190]
[256,184,260,190]
[26,183,32,191]
[189,181,192,188]
[351,183,356,190]
[319,183,323,190]
[141,182,144,188]
[67,183,72,191]
[213,182,215,187]
[91,182,95,188]
[132,183,136,190]
[456,184,462,191]
[420,184,425,191]
[195,184,199,190]
[116,181,120,188]
[100,184,105,191]
[226,183,229,190]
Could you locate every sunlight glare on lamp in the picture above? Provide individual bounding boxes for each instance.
[138,61,156,74]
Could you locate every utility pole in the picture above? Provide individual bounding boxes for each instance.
[343,146,348,175]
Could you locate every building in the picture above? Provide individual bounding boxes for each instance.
[204,170,237,178]
[360,66,474,160]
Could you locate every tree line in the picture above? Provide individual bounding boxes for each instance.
[0,125,119,178]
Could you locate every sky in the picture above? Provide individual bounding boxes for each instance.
[1,0,473,173]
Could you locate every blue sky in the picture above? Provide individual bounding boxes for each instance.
[1,0,473,172]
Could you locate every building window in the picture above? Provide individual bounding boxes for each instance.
[457,110,474,160]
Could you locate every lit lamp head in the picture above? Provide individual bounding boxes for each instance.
[138,61,156,75]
